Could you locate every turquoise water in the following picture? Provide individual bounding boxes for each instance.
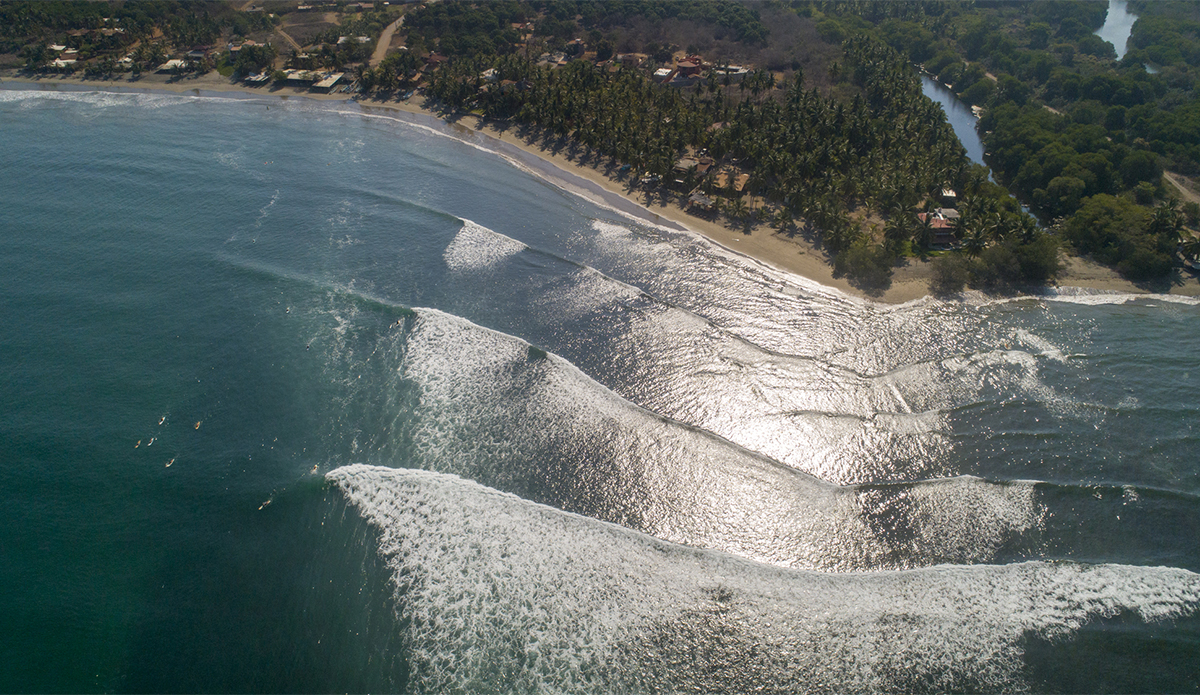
[2,85,1200,693]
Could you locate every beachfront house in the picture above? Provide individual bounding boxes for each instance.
[674,156,714,177]
[313,73,345,92]
[688,191,717,213]
[918,210,959,247]
[156,59,187,73]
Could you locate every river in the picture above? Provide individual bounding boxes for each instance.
[1094,0,1138,61]
[919,75,987,171]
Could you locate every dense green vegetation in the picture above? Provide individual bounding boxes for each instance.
[402,0,767,58]
[396,0,1060,290]
[406,1,1055,293]
[820,0,1199,280]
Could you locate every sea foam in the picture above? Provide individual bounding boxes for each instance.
[442,218,526,271]
[436,220,1072,484]
[330,464,1200,694]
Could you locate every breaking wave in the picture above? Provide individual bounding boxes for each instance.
[330,465,1200,694]
[442,218,527,272]
[395,308,1042,570]
[433,220,1076,484]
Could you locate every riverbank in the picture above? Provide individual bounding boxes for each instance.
[5,68,1198,303]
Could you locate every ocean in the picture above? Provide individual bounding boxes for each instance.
[2,85,1198,693]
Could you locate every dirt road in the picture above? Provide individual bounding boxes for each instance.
[370,15,405,67]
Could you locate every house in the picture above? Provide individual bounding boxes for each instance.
[536,52,568,67]
[918,210,958,246]
[313,72,344,91]
[155,59,187,73]
[688,191,716,212]
[674,156,713,176]
[228,40,260,57]
[667,73,700,88]
[282,69,323,84]
[615,53,646,68]
[652,67,675,83]
[711,65,751,84]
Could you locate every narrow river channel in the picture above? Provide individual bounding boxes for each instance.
[919,75,987,171]
[1094,0,1138,61]
[918,0,1139,218]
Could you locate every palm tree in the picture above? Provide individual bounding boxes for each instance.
[727,196,749,222]
[1150,199,1184,249]
[1181,235,1200,262]
[962,227,987,258]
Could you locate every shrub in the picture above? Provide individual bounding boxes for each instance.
[1184,201,1200,226]
[1133,181,1156,205]
[1117,246,1174,280]
[834,241,893,293]
[974,243,1023,290]
[959,78,996,106]
[1010,234,1062,285]
[931,254,970,295]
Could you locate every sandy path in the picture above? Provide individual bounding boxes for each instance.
[371,16,405,67]
[274,27,302,52]
[1165,171,1200,207]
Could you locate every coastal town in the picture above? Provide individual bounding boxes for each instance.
[5,0,1200,299]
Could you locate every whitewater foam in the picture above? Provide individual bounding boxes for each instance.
[1016,286,1200,307]
[442,218,527,272]
[0,87,194,111]
[330,465,1200,694]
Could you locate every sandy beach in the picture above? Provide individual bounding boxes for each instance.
[5,68,1199,303]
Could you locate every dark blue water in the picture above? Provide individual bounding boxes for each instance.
[2,86,1199,693]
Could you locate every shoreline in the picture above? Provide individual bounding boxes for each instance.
[5,69,1199,303]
